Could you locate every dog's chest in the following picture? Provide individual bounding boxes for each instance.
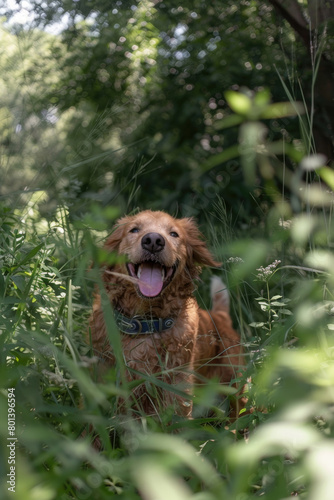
[122,321,195,371]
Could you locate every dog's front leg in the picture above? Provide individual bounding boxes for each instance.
[163,370,193,418]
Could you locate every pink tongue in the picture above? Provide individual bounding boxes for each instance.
[138,263,163,297]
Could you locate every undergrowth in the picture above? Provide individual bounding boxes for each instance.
[1,90,334,500]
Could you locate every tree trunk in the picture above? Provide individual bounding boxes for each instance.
[269,0,334,160]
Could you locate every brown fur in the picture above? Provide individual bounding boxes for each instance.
[89,210,245,418]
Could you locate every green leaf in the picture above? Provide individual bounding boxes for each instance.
[11,275,26,291]
[14,243,44,270]
[0,270,5,296]
[260,101,305,119]
[201,145,239,171]
[214,114,244,130]
[253,88,271,107]
[239,121,267,185]
[225,90,252,115]
[318,166,334,191]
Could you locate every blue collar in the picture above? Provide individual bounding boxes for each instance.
[114,309,175,335]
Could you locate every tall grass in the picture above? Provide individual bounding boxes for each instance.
[1,91,334,499]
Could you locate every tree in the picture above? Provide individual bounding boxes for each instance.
[2,1,332,225]
[269,0,334,159]
[0,22,63,202]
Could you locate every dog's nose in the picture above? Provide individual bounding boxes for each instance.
[141,232,165,253]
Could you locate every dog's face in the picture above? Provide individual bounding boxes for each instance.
[104,210,219,299]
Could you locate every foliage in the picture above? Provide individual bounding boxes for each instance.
[1,1,334,499]
[1,1,333,221]
[1,115,334,499]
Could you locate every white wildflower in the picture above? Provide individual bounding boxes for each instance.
[226,257,244,264]
[256,260,281,280]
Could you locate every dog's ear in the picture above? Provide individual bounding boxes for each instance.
[181,217,221,268]
[104,216,129,252]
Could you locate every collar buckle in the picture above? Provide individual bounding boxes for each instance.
[114,310,174,335]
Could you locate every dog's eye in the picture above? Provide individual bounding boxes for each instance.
[170,231,179,238]
[129,227,139,233]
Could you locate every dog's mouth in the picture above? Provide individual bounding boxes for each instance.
[126,261,177,298]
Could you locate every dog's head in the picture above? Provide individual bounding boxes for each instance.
[103,210,220,299]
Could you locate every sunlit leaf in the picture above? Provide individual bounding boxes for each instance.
[291,214,319,245]
[300,154,327,171]
[225,90,252,115]
[253,88,271,107]
[304,250,334,273]
[133,461,193,500]
[304,442,334,500]
[139,434,225,493]
[228,421,320,464]
[260,101,305,119]
[298,185,334,206]
[318,166,334,191]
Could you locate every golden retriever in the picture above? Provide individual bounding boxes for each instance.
[89,210,245,418]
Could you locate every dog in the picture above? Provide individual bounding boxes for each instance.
[89,210,245,419]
